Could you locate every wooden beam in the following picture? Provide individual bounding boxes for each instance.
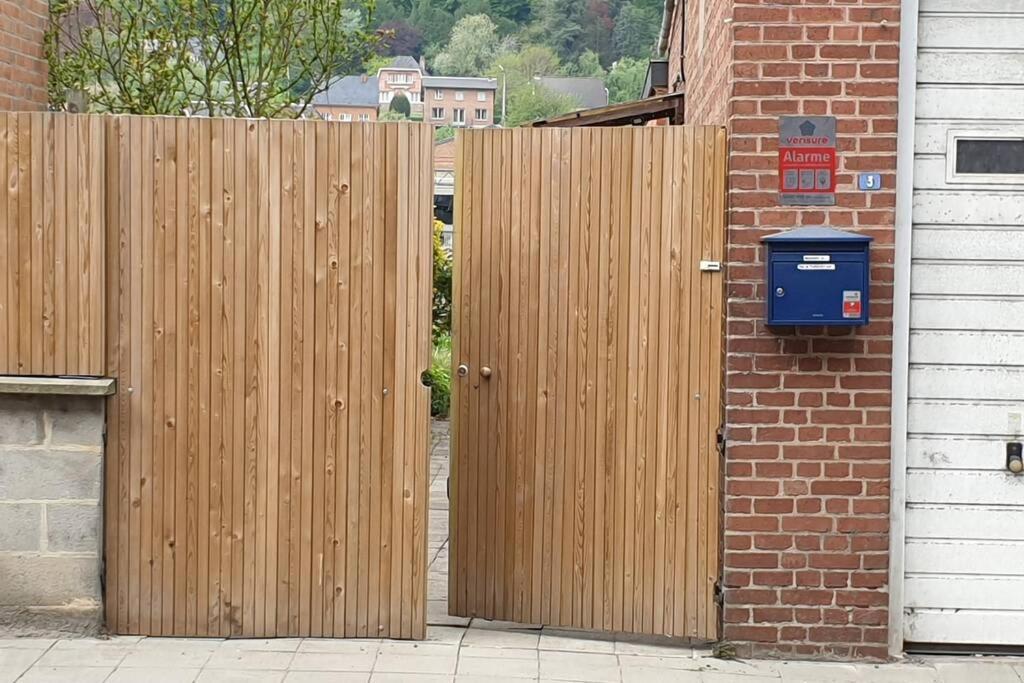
[528,93,685,128]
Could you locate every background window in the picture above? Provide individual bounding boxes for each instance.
[453,108,465,124]
[477,91,486,102]
[455,91,464,101]
[431,107,444,120]
[475,108,487,121]
[956,139,1024,175]
[359,113,369,122]
[434,90,443,100]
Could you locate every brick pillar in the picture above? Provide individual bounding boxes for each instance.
[0,0,49,111]
[718,1,900,659]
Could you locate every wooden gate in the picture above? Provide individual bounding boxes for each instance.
[100,115,433,638]
[450,126,726,640]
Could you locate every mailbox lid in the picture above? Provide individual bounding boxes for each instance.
[769,257,868,325]
[762,226,873,250]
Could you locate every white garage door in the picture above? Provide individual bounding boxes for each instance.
[904,0,1024,647]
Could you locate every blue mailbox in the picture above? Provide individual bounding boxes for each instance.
[763,227,871,326]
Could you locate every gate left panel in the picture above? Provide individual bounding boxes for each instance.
[104,116,433,638]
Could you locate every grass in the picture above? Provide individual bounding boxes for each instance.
[425,334,452,418]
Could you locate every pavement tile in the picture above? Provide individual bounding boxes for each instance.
[935,661,1023,683]
[289,652,377,672]
[196,670,285,683]
[35,643,131,668]
[284,674,370,683]
[370,674,453,683]
[18,666,114,682]
[378,642,458,657]
[373,652,457,675]
[537,651,620,683]
[425,626,466,645]
[462,628,540,649]
[227,639,304,652]
[297,639,380,654]
[538,634,615,654]
[622,668,703,683]
[618,654,704,671]
[774,661,863,682]
[0,638,55,650]
[699,673,782,683]
[205,648,295,670]
[614,640,695,657]
[855,665,939,683]
[0,668,24,683]
[0,648,43,670]
[457,654,537,678]
[107,666,200,682]
[454,677,538,683]
[120,639,219,668]
[459,646,538,660]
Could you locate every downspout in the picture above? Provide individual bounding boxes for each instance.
[888,0,921,659]
[658,0,677,55]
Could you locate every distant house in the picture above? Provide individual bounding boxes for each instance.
[311,75,379,122]
[315,56,498,128]
[533,76,609,109]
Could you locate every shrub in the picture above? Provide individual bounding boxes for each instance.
[432,219,452,341]
[425,334,452,418]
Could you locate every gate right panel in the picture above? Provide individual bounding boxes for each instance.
[450,126,727,640]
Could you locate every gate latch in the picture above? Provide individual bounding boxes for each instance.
[699,260,722,272]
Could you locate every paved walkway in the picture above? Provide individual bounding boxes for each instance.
[1,420,1022,682]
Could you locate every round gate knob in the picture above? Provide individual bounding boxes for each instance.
[456,363,469,378]
[479,366,493,378]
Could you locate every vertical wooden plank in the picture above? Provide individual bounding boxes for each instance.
[1,115,12,372]
[311,120,329,638]
[395,123,413,636]
[51,117,65,375]
[117,117,134,633]
[266,118,282,637]
[29,114,43,372]
[127,116,145,635]
[17,114,32,373]
[449,130,464,616]
[101,116,116,630]
[299,121,316,637]
[208,117,226,636]
[41,115,54,374]
[0,115,8,373]
[161,119,178,636]
[150,118,165,635]
[88,116,105,374]
[174,117,189,635]
[276,118,294,636]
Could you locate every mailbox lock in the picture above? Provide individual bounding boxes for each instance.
[1007,442,1023,474]
[456,363,469,378]
[775,287,785,297]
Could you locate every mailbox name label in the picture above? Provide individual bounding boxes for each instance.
[779,116,837,207]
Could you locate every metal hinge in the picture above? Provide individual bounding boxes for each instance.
[716,427,726,456]
[699,260,721,272]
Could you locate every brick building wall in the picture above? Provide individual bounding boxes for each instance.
[669,0,900,659]
[0,0,49,110]
[425,88,495,127]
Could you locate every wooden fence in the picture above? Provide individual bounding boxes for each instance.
[103,116,433,638]
[0,113,106,375]
[450,126,727,640]
[0,113,434,638]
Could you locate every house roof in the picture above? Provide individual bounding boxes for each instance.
[312,75,379,107]
[422,76,497,91]
[385,55,422,71]
[534,77,608,109]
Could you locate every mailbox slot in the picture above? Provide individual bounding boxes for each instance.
[763,227,872,327]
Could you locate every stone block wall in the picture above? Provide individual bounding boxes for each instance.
[0,394,104,633]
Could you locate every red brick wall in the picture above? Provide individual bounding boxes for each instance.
[0,0,49,110]
[722,0,899,659]
[677,0,733,125]
[667,0,900,659]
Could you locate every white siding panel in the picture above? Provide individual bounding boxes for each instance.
[907,539,1024,575]
[911,263,1024,296]
[912,229,1024,260]
[919,16,1024,49]
[907,437,1010,471]
[917,86,1024,120]
[914,155,1024,190]
[909,401,1020,437]
[914,122,1024,154]
[913,190,1024,225]
[911,298,1024,332]
[907,504,1024,540]
[918,51,1024,86]
[910,366,1024,401]
[907,470,1024,505]
[910,330,1024,365]
[921,0,1024,13]
[906,610,1024,646]
[905,576,1024,610]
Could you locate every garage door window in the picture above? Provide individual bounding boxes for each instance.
[947,129,1024,185]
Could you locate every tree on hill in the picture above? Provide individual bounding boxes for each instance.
[612,1,659,60]
[378,20,424,56]
[504,82,578,127]
[532,0,586,63]
[433,14,513,76]
[606,57,647,103]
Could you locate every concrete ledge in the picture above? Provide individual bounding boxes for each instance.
[0,377,115,396]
